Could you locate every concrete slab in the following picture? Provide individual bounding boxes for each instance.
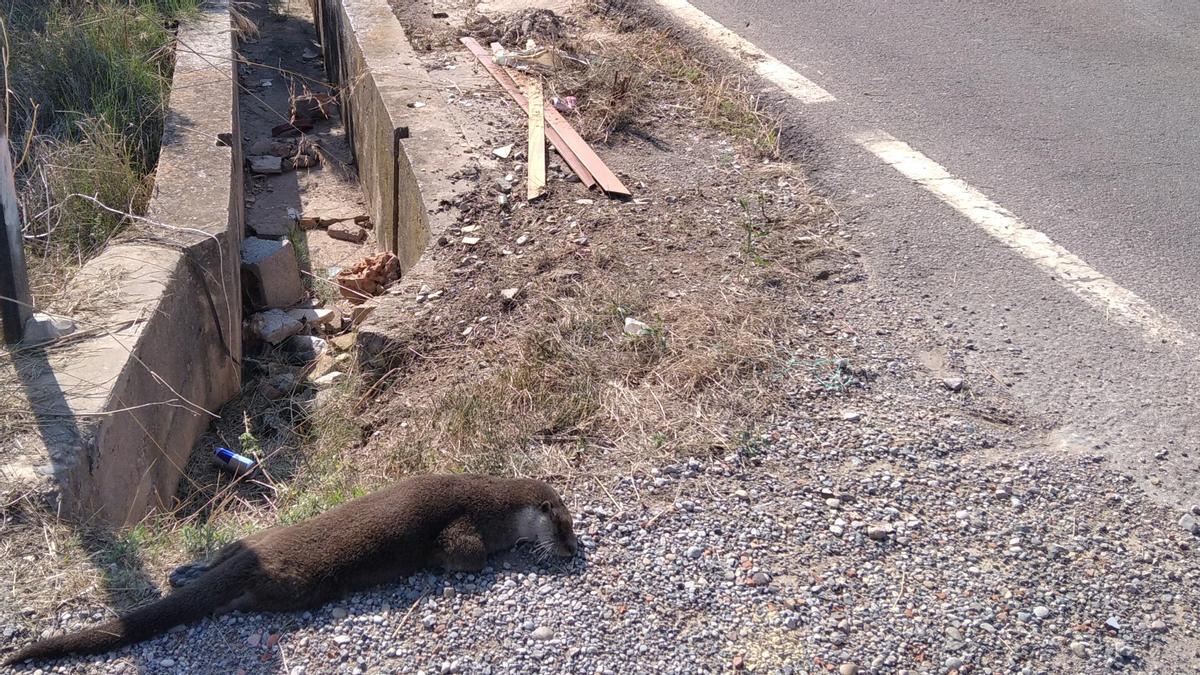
[2,1,244,526]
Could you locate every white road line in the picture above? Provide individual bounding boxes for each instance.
[650,0,836,104]
[663,2,1189,347]
[854,129,1195,348]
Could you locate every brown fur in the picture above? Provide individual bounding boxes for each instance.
[3,474,577,665]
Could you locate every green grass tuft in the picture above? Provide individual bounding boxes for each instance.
[4,0,201,302]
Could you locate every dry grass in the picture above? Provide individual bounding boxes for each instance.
[349,0,841,482]
[4,0,198,308]
[369,255,802,482]
[444,0,782,152]
[539,1,782,154]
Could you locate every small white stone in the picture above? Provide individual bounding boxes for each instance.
[313,371,345,388]
[623,317,652,336]
[21,312,77,345]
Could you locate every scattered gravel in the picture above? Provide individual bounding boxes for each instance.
[13,364,1200,674]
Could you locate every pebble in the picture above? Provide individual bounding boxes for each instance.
[866,523,893,540]
[1180,513,1200,535]
[1033,606,1050,620]
[330,607,348,620]
[531,626,554,641]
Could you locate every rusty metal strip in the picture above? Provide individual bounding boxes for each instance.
[504,66,632,198]
[461,37,596,189]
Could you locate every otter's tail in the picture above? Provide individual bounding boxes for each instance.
[3,556,248,665]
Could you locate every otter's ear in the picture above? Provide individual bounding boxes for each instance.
[540,500,551,513]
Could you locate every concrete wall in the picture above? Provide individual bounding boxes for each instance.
[311,0,467,272]
[8,1,243,527]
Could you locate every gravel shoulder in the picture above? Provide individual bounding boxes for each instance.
[10,303,1199,673]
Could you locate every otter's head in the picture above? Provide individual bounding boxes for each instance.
[526,490,578,559]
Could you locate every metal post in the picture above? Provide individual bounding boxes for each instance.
[0,133,32,344]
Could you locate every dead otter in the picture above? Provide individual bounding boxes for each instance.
[3,474,577,665]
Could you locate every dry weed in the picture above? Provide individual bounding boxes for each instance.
[374,276,795,481]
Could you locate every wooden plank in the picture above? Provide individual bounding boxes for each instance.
[526,80,547,201]
[460,37,596,189]
[504,64,632,198]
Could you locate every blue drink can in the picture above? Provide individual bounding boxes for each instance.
[213,447,256,475]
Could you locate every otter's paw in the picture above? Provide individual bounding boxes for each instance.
[168,562,209,588]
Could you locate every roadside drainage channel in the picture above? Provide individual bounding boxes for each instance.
[0,1,242,527]
[309,0,487,361]
[311,0,480,270]
[229,2,378,445]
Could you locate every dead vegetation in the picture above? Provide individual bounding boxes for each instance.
[376,274,796,478]
[551,4,782,153]
[352,151,846,486]
[3,0,200,307]
[0,343,370,624]
[407,0,781,151]
[363,0,843,485]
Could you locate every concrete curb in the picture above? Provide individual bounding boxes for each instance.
[5,1,243,527]
[310,0,474,272]
[307,0,489,367]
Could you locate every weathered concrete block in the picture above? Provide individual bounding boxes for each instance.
[242,237,306,310]
[328,221,367,243]
[312,0,474,269]
[249,309,304,344]
[286,306,335,327]
[251,213,294,238]
[312,0,483,375]
[249,155,283,174]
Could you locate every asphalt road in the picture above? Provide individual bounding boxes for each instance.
[685,0,1200,504]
